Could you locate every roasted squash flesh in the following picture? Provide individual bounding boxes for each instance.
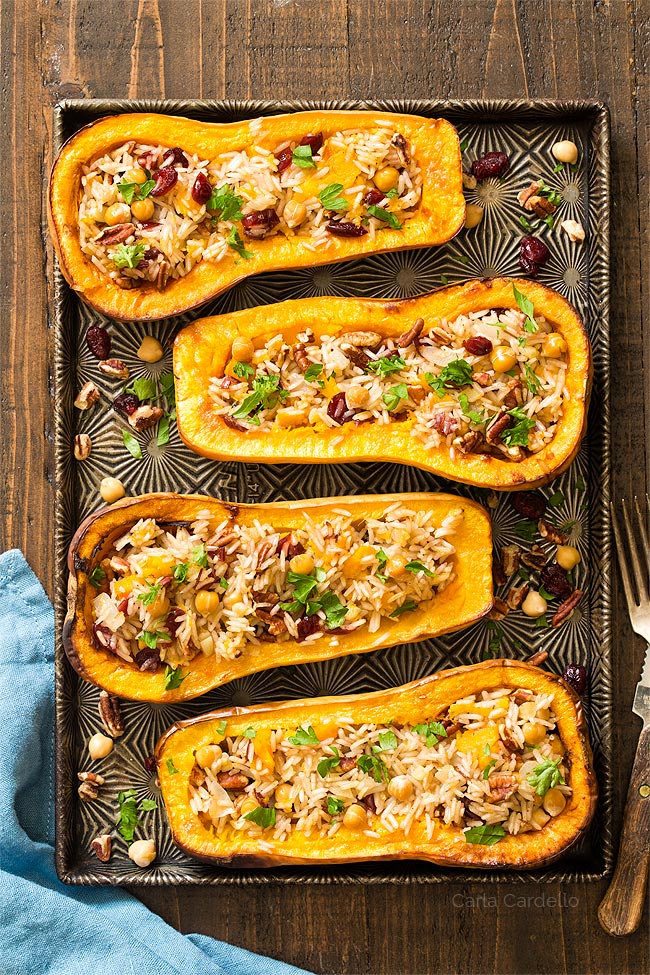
[174,277,591,491]
[156,659,597,869]
[64,492,493,702]
[48,111,464,321]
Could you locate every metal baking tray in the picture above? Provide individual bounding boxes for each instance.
[52,98,611,885]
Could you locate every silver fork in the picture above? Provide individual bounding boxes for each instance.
[598,497,650,936]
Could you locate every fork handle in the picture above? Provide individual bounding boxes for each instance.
[598,723,650,936]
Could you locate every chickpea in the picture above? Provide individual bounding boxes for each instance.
[548,734,565,757]
[386,553,408,578]
[148,591,170,619]
[542,787,567,818]
[490,346,518,373]
[88,733,114,761]
[345,385,370,409]
[128,839,156,867]
[104,202,131,226]
[522,722,547,746]
[464,204,484,229]
[231,336,255,362]
[556,545,581,571]
[387,775,413,801]
[130,197,155,221]
[195,590,220,616]
[239,796,260,818]
[551,140,578,165]
[289,552,315,575]
[124,166,148,184]
[530,807,551,829]
[274,782,294,811]
[100,477,126,504]
[342,803,367,829]
[283,199,308,229]
[543,332,568,358]
[196,744,222,768]
[522,590,547,618]
[136,336,164,364]
[374,166,400,193]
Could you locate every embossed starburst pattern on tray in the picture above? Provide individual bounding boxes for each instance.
[53,99,611,886]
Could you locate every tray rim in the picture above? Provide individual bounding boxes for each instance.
[52,96,612,886]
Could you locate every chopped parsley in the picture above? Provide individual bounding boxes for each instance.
[292,144,316,169]
[382,382,408,411]
[576,473,586,492]
[327,796,344,816]
[549,490,564,508]
[520,215,534,231]
[88,565,106,587]
[138,582,162,607]
[404,560,435,578]
[375,548,389,583]
[243,726,257,739]
[439,358,473,388]
[535,615,550,629]
[413,721,447,747]
[317,747,340,778]
[116,789,157,843]
[482,759,497,779]
[318,183,349,212]
[207,184,244,222]
[233,361,254,380]
[464,823,506,846]
[219,577,229,590]
[376,730,398,751]
[122,429,143,460]
[459,139,469,152]
[488,624,504,657]
[366,204,402,230]
[191,544,209,568]
[524,362,542,395]
[389,599,418,618]
[288,725,320,747]
[126,376,157,401]
[385,187,399,198]
[232,374,289,422]
[319,590,348,629]
[140,629,163,649]
[458,392,486,425]
[166,758,179,775]
[117,179,155,204]
[215,720,228,738]
[156,414,170,447]
[366,355,406,378]
[163,665,187,690]
[440,274,449,284]
[226,227,253,261]
[243,806,276,828]
[513,284,539,333]
[173,562,189,583]
[502,407,536,447]
[527,757,565,796]
[357,753,389,784]
[514,519,537,542]
[304,363,324,382]
[112,242,147,269]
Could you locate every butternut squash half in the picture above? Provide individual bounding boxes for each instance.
[173,277,591,491]
[155,659,597,869]
[64,492,493,702]
[48,110,464,321]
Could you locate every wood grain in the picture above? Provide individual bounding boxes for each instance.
[1,0,649,971]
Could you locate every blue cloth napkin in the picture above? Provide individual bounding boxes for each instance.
[0,549,313,975]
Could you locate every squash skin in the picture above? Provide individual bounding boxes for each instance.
[63,492,493,702]
[48,111,465,322]
[155,659,597,870]
[173,277,592,491]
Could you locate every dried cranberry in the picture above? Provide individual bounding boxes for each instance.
[113,393,140,417]
[297,615,321,641]
[511,492,547,520]
[471,151,510,181]
[92,623,116,652]
[145,245,162,261]
[361,794,376,813]
[165,607,185,639]
[562,663,587,696]
[137,150,158,170]
[161,147,188,168]
[520,235,550,266]
[150,166,178,197]
[300,132,324,154]
[540,564,573,600]
[326,221,368,238]
[275,147,293,174]
[364,188,386,206]
[134,647,161,672]
[463,335,493,356]
[192,171,212,205]
[242,208,280,239]
[327,392,356,425]
[519,256,541,277]
[86,325,111,359]
[143,755,157,774]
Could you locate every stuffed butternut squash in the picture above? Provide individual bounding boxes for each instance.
[64,492,493,702]
[48,110,464,321]
[155,659,597,869]
[173,277,591,491]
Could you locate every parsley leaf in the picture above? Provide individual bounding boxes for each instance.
[216,720,228,738]
[413,721,448,747]
[320,590,348,629]
[117,179,155,204]
[219,577,229,590]
[292,144,316,169]
[317,747,340,778]
[357,753,389,784]
[140,629,162,649]
[286,567,325,604]
[405,560,435,578]
[464,823,506,846]
[244,806,276,828]
[126,376,158,401]
[549,490,564,508]
[156,414,170,447]
[318,183,349,212]
[206,184,244,222]
[232,374,289,421]
[459,139,469,153]
[304,363,324,382]
[524,362,542,395]
[173,562,189,583]
[458,392,486,424]
[233,361,254,380]
[527,757,565,796]
[288,725,320,746]
[375,548,388,582]
[425,372,446,397]
[382,382,408,411]
[385,187,399,198]
[226,227,253,261]
[376,730,398,751]
[502,407,536,447]
[367,204,402,230]
[166,758,179,775]
[243,726,256,739]
[482,759,497,779]
[439,358,473,388]
[116,789,157,843]
[535,614,550,628]
[513,284,539,333]
[366,355,406,378]
[122,429,142,460]
[138,582,162,607]
[163,665,187,690]
[191,544,209,568]
[389,599,418,618]
[112,242,147,269]
[327,796,344,816]
[514,519,537,542]
[88,565,106,587]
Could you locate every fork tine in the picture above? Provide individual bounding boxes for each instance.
[611,501,640,612]
[633,494,650,575]
[621,498,649,604]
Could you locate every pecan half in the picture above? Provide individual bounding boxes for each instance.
[99,358,130,380]
[500,727,520,753]
[473,371,492,388]
[217,771,249,790]
[189,766,206,788]
[517,181,542,209]
[98,690,124,737]
[397,317,424,348]
[391,133,410,166]
[487,773,517,802]
[485,409,512,445]
[339,330,382,349]
[527,649,549,666]
[74,381,100,411]
[293,344,312,372]
[453,430,482,454]
[538,518,569,545]
[506,582,530,611]
[487,596,509,620]
[338,756,357,772]
[527,195,557,219]
[78,771,105,802]
[501,544,521,577]
[502,377,523,409]
[462,171,477,190]
[128,404,164,430]
[520,545,547,570]
[96,223,135,244]
[74,433,92,460]
[492,556,507,588]
[154,258,170,291]
[513,688,533,705]
[92,834,112,862]
[347,347,370,370]
[431,411,459,437]
[115,275,140,290]
[223,415,247,432]
[552,589,583,627]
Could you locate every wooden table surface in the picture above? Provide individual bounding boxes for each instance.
[2,1,649,972]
